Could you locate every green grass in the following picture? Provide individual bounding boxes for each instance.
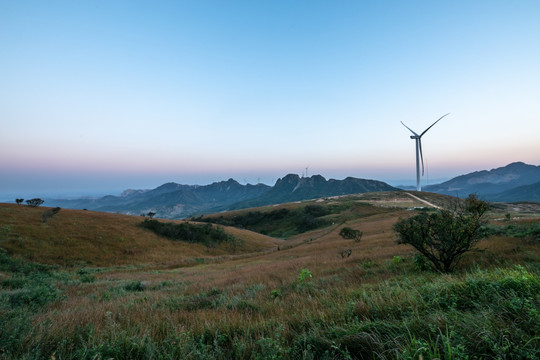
[1,248,539,359]
[1,198,539,359]
[484,220,540,240]
[194,202,391,238]
[140,219,241,249]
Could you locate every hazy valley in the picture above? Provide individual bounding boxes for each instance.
[41,162,540,220]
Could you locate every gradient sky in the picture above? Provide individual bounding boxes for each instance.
[1,1,540,199]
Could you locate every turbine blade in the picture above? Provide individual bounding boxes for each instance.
[419,139,424,176]
[420,113,450,137]
[400,121,419,136]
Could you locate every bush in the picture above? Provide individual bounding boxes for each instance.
[393,195,489,273]
[339,227,363,242]
[298,268,313,283]
[195,205,335,237]
[303,205,329,217]
[125,280,145,292]
[483,221,540,241]
[41,207,61,223]
[140,219,237,248]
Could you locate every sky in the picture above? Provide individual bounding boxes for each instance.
[1,0,540,199]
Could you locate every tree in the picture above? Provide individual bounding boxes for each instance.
[393,194,490,273]
[26,198,44,207]
[339,227,363,242]
[15,198,24,205]
[147,211,156,219]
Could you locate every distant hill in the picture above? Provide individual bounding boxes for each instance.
[227,174,398,210]
[49,179,270,219]
[424,162,540,201]
[483,181,540,202]
[47,175,397,219]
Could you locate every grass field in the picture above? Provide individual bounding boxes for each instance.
[1,192,539,359]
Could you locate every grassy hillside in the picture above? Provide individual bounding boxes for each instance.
[1,193,540,359]
[0,204,278,267]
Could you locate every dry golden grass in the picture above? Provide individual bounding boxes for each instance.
[2,194,540,358]
[0,204,277,267]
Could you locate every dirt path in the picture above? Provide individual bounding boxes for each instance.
[405,192,442,209]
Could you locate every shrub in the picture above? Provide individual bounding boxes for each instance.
[140,219,237,247]
[270,289,282,300]
[125,280,145,292]
[8,284,58,308]
[413,254,429,271]
[303,204,329,217]
[80,274,96,283]
[41,207,61,223]
[196,206,332,237]
[339,227,363,242]
[298,268,313,283]
[393,194,489,273]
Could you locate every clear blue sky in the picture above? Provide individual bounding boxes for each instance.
[1,1,539,198]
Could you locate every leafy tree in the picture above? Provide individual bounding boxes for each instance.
[393,194,490,273]
[26,198,44,207]
[147,211,156,219]
[15,198,24,205]
[339,227,363,242]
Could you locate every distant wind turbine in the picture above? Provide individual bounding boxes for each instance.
[401,113,449,191]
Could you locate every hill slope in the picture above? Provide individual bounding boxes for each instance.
[0,203,278,267]
[424,162,540,199]
[483,181,540,202]
[2,193,540,359]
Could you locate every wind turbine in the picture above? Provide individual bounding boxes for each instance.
[401,113,449,191]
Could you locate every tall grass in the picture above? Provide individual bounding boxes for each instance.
[1,248,539,359]
[1,200,539,359]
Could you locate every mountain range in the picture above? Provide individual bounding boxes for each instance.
[48,175,397,219]
[423,162,540,201]
[45,162,540,218]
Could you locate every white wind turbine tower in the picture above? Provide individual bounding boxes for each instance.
[401,113,449,191]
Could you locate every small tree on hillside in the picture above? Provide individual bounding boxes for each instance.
[393,194,490,273]
[147,211,156,219]
[15,198,24,205]
[26,198,44,207]
[339,227,363,243]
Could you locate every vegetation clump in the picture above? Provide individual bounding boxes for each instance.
[41,207,61,223]
[195,204,332,237]
[484,220,540,240]
[140,219,237,248]
[25,198,44,207]
[339,227,363,242]
[394,194,490,273]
